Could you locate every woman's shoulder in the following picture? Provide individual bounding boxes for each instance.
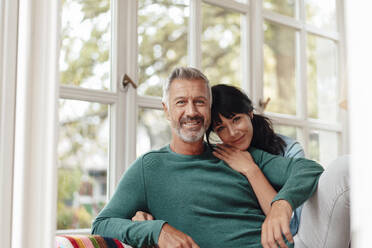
[277,134,305,159]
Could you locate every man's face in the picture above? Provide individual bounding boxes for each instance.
[164,79,211,143]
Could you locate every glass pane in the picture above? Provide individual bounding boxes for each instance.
[264,21,298,115]
[202,3,242,87]
[308,130,338,166]
[60,0,111,90]
[307,35,338,122]
[273,125,298,140]
[137,108,171,157]
[305,0,336,31]
[57,100,109,230]
[263,0,296,17]
[138,0,189,97]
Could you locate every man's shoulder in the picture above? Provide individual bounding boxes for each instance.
[139,145,171,168]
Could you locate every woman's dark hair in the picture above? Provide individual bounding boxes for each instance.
[206,84,286,155]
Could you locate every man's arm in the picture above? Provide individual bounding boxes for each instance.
[91,157,166,247]
[250,147,323,248]
[250,148,324,210]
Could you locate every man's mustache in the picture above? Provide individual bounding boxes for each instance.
[180,116,204,124]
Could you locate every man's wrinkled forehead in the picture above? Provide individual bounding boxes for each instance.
[169,79,211,101]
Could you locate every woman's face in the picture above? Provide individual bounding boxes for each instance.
[213,113,254,151]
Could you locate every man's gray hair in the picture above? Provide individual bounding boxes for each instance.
[162,67,212,108]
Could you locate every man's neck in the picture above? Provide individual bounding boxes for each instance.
[169,139,205,155]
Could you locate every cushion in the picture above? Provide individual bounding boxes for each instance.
[56,235,127,248]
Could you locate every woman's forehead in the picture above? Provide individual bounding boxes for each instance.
[213,112,237,125]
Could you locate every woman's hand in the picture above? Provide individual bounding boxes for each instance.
[213,144,277,216]
[261,200,293,248]
[212,144,259,177]
[132,211,154,221]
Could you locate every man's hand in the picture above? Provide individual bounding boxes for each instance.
[261,200,293,248]
[132,211,154,221]
[158,223,200,248]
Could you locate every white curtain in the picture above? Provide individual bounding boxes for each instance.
[11,0,60,247]
[0,0,18,247]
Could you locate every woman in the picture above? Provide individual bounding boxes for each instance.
[206,84,303,236]
[133,84,350,248]
[205,84,350,248]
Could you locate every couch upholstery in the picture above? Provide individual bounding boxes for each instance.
[56,235,127,248]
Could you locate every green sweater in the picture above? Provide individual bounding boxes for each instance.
[92,144,324,248]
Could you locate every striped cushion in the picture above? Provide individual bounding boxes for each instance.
[56,235,126,248]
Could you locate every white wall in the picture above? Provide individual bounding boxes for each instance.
[345,0,372,246]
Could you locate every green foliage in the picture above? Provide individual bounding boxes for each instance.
[138,0,188,96]
[263,0,295,17]
[201,3,241,87]
[58,168,82,201]
[58,0,110,230]
[263,21,297,115]
[60,0,110,89]
[57,202,74,229]
[57,167,82,229]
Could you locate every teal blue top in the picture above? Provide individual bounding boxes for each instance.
[92,144,323,248]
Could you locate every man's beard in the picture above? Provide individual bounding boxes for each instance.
[173,116,207,143]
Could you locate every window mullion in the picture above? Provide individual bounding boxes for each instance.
[110,0,138,197]
[241,7,250,94]
[59,85,118,104]
[250,0,263,109]
[297,0,309,154]
[336,0,349,154]
[189,0,202,68]
[203,0,249,13]
[137,95,163,109]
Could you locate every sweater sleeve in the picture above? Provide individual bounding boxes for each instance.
[249,147,324,210]
[91,156,166,247]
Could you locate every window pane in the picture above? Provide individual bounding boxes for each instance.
[273,125,298,140]
[307,35,338,122]
[305,0,336,31]
[57,100,109,230]
[60,0,111,90]
[263,0,296,17]
[202,3,242,87]
[264,22,298,115]
[308,130,338,166]
[138,0,189,97]
[137,108,171,157]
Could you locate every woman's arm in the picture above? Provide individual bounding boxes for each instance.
[213,144,277,215]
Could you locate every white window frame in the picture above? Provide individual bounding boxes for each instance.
[56,0,139,235]
[131,0,347,162]
[56,0,348,234]
[132,0,252,160]
[256,0,348,159]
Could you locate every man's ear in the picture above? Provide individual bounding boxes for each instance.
[162,102,170,121]
[249,111,254,119]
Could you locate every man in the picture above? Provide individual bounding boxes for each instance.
[92,67,325,248]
